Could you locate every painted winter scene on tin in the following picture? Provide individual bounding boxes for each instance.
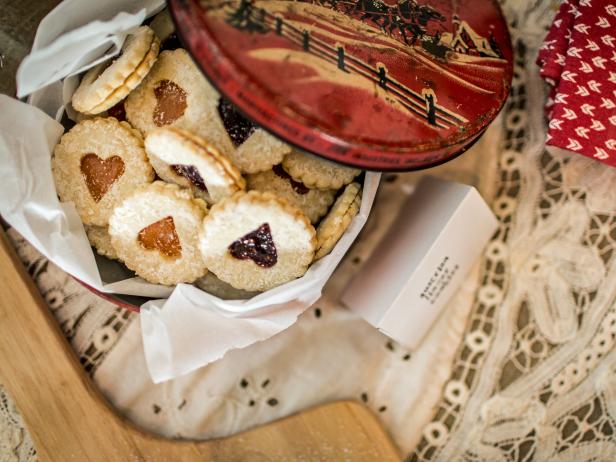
[194,0,512,160]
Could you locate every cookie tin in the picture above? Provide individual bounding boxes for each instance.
[169,0,512,171]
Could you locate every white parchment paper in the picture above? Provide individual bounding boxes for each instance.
[1,0,380,383]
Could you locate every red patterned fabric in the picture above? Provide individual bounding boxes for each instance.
[537,0,616,165]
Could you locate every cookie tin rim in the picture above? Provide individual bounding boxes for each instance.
[168,0,512,171]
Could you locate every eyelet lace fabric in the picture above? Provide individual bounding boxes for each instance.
[2,0,616,460]
[410,0,616,460]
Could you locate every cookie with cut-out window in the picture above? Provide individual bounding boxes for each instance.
[109,182,208,285]
[144,127,245,204]
[215,97,292,174]
[52,117,154,226]
[125,49,234,156]
[199,191,316,291]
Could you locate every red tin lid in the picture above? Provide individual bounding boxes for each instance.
[169,0,512,171]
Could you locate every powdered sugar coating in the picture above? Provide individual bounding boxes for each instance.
[125,49,235,157]
[282,150,361,190]
[108,182,208,285]
[315,182,362,259]
[200,191,316,291]
[229,128,292,174]
[52,117,154,226]
[246,168,336,224]
[145,127,245,204]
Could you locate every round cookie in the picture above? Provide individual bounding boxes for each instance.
[108,182,208,285]
[315,182,362,260]
[145,127,245,204]
[230,128,292,174]
[246,165,336,224]
[215,98,291,173]
[199,191,316,291]
[72,26,160,115]
[85,226,119,261]
[52,117,154,226]
[282,150,361,190]
[125,48,235,157]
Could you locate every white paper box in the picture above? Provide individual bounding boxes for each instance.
[342,176,498,350]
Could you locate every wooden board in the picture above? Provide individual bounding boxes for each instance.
[0,228,402,462]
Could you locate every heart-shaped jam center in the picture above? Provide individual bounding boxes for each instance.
[273,164,310,195]
[80,153,125,203]
[217,97,256,146]
[153,79,187,127]
[170,164,208,192]
[137,216,182,258]
[228,223,277,268]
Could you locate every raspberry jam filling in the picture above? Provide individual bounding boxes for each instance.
[161,33,182,51]
[217,97,256,146]
[228,223,277,268]
[170,164,208,192]
[137,216,182,258]
[272,164,310,195]
[107,101,126,122]
[80,153,125,203]
[153,79,187,126]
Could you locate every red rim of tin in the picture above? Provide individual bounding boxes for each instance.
[168,0,512,171]
[75,278,141,313]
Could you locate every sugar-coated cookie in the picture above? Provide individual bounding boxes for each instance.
[72,26,160,115]
[315,182,362,259]
[145,127,245,204]
[246,165,336,224]
[282,151,361,190]
[125,49,235,155]
[231,128,292,174]
[52,117,154,226]
[195,272,260,300]
[109,182,208,285]
[200,191,316,291]
[216,98,291,173]
[85,226,119,261]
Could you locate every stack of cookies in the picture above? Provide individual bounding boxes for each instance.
[51,11,364,295]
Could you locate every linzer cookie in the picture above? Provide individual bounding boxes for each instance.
[145,127,245,204]
[52,117,154,226]
[108,182,208,285]
[72,26,160,115]
[199,191,316,291]
[125,49,234,156]
[246,166,336,224]
[282,151,360,190]
[216,98,291,173]
[315,182,362,259]
[85,226,119,261]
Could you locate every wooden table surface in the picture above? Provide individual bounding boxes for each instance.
[0,3,402,460]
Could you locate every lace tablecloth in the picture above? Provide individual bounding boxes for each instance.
[3,0,616,460]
